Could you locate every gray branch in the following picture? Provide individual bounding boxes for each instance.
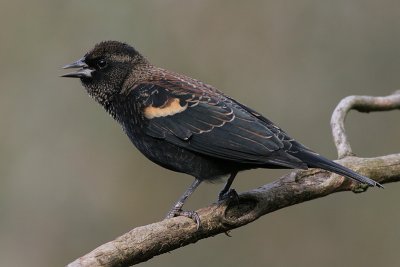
[68,91,400,267]
[331,90,400,159]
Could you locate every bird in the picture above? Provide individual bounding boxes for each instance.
[62,41,382,227]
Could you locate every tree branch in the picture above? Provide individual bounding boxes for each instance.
[68,91,400,267]
[331,90,400,159]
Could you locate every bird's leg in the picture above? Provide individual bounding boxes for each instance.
[166,178,202,229]
[218,171,239,202]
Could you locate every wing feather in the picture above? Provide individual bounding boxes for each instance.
[131,79,306,168]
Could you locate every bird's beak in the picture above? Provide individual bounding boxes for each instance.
[61,57,93,78]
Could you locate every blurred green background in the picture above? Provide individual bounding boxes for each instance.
[0,1,399,266]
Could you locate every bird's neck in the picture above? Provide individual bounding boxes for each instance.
[105,91,144,131]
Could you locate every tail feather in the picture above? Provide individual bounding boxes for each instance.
[295,150,383,188]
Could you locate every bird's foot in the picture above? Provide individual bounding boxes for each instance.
[165,208,201,230]
[218,188,240,204]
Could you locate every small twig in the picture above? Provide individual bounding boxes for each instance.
[330,90,400,159]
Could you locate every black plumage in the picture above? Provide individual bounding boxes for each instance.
[62,41,382,226]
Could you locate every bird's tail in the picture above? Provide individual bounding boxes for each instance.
[294,149,383,188]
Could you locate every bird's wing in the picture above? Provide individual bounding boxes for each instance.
[224,98,313,153]
[131,77,306,168]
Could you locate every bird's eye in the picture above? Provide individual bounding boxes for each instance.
[97,59,108,69]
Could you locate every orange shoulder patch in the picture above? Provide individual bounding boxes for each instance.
[144,98,187,119]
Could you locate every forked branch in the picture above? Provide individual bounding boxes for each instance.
[68,91,400,267]
[331,90,400,159]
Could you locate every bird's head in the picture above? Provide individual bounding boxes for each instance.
[62,41,148,105]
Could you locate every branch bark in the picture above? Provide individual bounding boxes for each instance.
[331,90,400,159]
[68,91,400,267]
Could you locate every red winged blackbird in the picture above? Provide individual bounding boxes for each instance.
[62,41,382,226]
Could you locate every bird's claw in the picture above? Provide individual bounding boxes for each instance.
[224,230,233,237]
[166,209,201,230]
[218,188,240,204]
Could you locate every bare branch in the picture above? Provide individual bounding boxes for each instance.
[331,90,400,159]
[68,153,400,267]
[68,91,400,267]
